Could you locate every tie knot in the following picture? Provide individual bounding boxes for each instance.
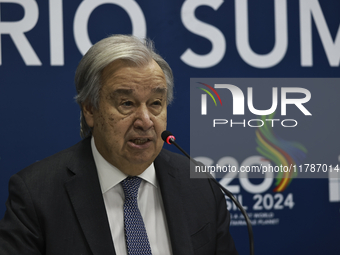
[121,176,142,200]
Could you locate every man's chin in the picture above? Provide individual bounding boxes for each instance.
[129,156,154,166]
[127,152,158,167]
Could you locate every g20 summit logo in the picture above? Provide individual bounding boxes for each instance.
[255,113,307,192]
[196,82,312,128]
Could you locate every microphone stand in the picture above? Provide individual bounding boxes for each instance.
[165,134,254,255]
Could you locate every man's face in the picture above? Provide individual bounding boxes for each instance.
[83,60,168,176]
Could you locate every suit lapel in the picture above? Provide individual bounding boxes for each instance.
[155,151,194,255]
[64,138,116,255]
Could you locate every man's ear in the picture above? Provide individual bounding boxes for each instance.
[82,103,95,128]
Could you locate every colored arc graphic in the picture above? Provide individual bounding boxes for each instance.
[198,82,223,106]
[198,88,217,106]
[256,113,307,192]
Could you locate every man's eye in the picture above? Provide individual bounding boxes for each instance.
[152,101,162,106]
[122,101,133,106]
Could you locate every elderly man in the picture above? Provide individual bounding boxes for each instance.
[0,35,238,255]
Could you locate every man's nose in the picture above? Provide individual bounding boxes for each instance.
[133,105,154,130]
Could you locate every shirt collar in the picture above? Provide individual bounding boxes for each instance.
[91,137,158,194]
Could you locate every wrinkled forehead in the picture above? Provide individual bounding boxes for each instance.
[101,58,152,82]
[101,59,166,86]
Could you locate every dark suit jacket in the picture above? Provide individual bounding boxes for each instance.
[0,138,238,255]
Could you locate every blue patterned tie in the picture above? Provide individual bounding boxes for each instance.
[121,176,152,255]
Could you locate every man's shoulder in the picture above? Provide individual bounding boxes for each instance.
[156,148,212,187]
[157,148,190,168]
[16,138,92,182]
[156,148,225,216]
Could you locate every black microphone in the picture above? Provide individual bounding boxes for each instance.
[161,130,254,255]
[161,131,195,164]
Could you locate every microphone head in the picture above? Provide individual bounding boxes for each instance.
[161,130,175,144]
[161,130,172,141]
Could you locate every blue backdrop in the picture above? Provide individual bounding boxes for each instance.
[1,0,339,254]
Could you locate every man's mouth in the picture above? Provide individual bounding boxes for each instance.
[130,138,150,145]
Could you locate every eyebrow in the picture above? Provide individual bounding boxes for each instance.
[110,87,167,98]
[112,88,134,96]
[152,87,167,94]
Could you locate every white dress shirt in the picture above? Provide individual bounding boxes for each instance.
[91,137,172,255]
